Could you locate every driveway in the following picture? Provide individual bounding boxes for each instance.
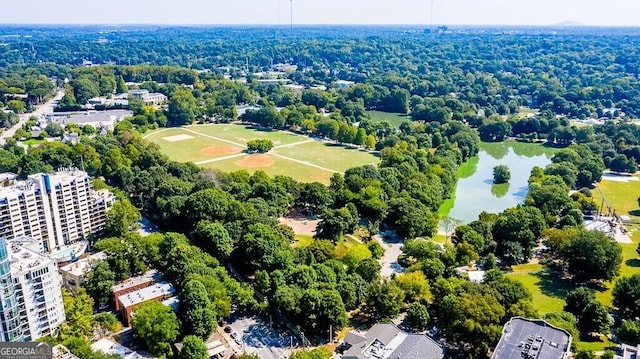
[373,231,406,278]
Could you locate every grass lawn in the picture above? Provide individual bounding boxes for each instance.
[506,176,640,352]
[506,264,568,314]
[186,123,305,146]
[22,138,47,146]
[145,124,380,183]
[506,263,613,352]
[200,154,336,184]
[293,234,313,248]
[273,141,380,173]
[592,176,640,221]
[365,110,411,129]
[144,128,244,163]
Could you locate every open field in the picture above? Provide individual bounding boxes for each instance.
[507,175,640,352]
[144,127,244,163]
[273,141,379,173]
[365,110,411,129]
[592,174,640,222]
[144,124,380,184]
[186,124,303,146]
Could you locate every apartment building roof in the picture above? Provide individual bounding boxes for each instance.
[112,269,161,293]
[117,281,175,309]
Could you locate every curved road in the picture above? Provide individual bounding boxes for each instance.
[1,89,65,143]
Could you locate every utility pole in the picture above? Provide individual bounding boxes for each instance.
[329,324,332,343]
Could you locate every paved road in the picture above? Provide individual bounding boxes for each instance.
[374,231,406,278]
[1,88,64,143]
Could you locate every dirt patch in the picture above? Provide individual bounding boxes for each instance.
[235,154,275,168]
[163,134,194,142]
[279,213,320,237]
[199,145,241,156]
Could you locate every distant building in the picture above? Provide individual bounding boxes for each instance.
[256,79,291,86]
[0,169,116,252]
[492,317,572,359]
[91,338,145,359]
[87,95,129,108]
[45,109,132,132]
[128,89,167,105]
[117,281,175,325]
[59,251,108,291]
[615,343,640,359]
[283,84,305,92]
[335,80,356,89]
[271,63,298,73]
[342,323,444,359]
[0,236,66,342]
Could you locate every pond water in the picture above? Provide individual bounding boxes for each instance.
[439,142,558,224]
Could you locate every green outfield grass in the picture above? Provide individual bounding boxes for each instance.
[365,110,411,129]
[273,141,380,173]
[145,124,380,183]
[199,153,337,184]
[143,128,244,163]
[185,123,304,146]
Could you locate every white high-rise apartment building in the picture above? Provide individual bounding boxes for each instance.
[0,237,65,341]
[0,169,115,251]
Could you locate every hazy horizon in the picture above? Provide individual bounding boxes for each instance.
[1,0,639,27]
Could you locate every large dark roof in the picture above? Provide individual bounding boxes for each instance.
[492,317,572,359]
[343,323,444,359]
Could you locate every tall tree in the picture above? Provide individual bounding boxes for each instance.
[180,279,217,339]
[178,336,208,359]
[562,230,622,282]
[104,199,141,237]
[84,260,115,308]
[131,300,180,357]
[168,88,199,125]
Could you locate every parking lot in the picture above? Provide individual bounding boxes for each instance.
[222,316,299,359]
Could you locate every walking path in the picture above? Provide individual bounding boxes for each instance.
[180,127,245,147]
[270,153,341,173]
[273,139,315,149]
[195,153,247,165]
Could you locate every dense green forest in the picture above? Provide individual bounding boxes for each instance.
[2,26,640,358]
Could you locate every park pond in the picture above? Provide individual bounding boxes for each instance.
[439,141,559,224]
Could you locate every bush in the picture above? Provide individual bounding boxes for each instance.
[247,139,274,153]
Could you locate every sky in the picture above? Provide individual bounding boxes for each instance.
[1,0,639,27]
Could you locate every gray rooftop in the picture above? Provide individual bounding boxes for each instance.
[492,317,572,359]
[112,269,161,293]
[117,281,175,308]
[343,323,444,359]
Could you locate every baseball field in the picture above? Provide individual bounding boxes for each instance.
[143,124,380,183]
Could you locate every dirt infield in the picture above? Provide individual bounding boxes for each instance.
[199,145,241,156]
[235,154,275,168]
